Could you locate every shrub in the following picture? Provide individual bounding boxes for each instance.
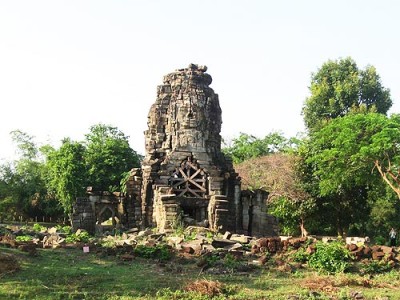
[56,225,72,234]
[15,235,33,242]
[374,235,387,246]
[223,253,241,270]
[134,244,172,261]
[32,223,46,232]
[65,231,91,243]
[291,247,310,263]
[308,241,352,274]
[203,253,220,268]
[360,260,392,274]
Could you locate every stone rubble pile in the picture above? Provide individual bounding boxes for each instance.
[2,223,400,275]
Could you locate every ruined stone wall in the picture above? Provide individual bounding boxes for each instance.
[72,192,127,234]
[126,168,143,228]
[71,197,95,234]
[241,190,280,237]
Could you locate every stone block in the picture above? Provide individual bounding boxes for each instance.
[211,238,237,249]
[230,234,250,244]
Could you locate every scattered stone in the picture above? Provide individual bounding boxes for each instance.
[306,245,316,255]
[137,229,153,237]
[229,234,250,244]
[348,243,358,251]
[363,246,372,256]
[201,244,215,251]
[256,237,282,253]
[181,240,203,254]
[229,250,244,259]
[144,239,157,247]
[349,290,364,300]
[43,234,65,249]
[48,227,57,234]
[211,238,237,249]
[149,233,165,241]
[258,255,269,265]
[250,244,259,254]
[346,236,369,245]
[372,251,385,260]
[381,246,393,254]
[166,236,184,249]
[0,235,16,248]
[223,242,243,252]
[181,246,195,254]
[223,231,232,240]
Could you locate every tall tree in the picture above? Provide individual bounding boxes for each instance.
[302,57,392,131]
[304,113,400,235]
[44,138,87,215]
[0,131,58,220]
[84,124,141,191]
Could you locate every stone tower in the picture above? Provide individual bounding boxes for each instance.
[72,64,279,237]
[136,63,241,232]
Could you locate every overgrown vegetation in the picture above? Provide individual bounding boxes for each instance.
[308,241,353,274]
[65,230,91,243]
[0,124,141,222]
[134,244,172,261]
[359,260,392,275]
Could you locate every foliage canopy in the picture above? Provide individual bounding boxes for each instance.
[302,57,392,132]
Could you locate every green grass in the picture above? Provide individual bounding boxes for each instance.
[2,246,400,299]
[0,247,186,300]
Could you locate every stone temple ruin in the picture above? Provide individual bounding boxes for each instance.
[72,64,279,237]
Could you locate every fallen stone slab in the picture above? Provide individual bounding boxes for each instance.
[180,240,203,254]
[223,242,243,252]
[229,234,250,244]
[223,231,232,240]
[211,238,237,249]
[126,227,139,234]
[166,236,184,249]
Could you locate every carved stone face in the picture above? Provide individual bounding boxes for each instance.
[144,64,223,155]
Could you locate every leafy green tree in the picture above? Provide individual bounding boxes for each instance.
[308,113,400,198]
[43,124,142,216]
[269,196,316,236]
[0,131,61,221]
[0,163,20,221]
[368,194,400,239]
[302,57,392,131]
[84,124,141,191]
[303,113,400,235]
[44,138,87,215]
[223,132,296,164]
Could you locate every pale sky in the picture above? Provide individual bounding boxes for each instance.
[1,0,399,161]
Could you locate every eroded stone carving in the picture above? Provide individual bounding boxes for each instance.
[127,64,278,235]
